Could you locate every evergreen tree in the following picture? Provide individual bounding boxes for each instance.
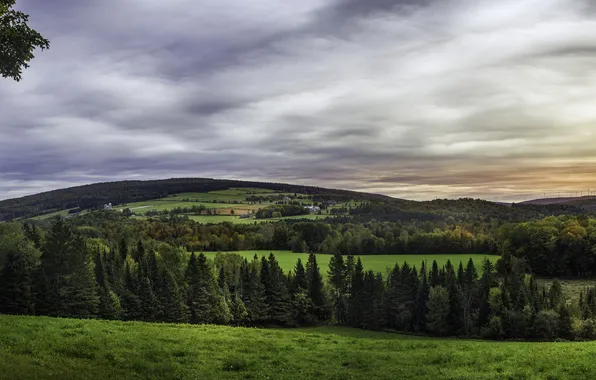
[549,279,563,308]
[306,253,327,320]
[119,237,128,262]
[557,303,573,340]
[239,259,267,323]
[328,252,347,294]
[229,291,249,325]
[120,262,141,320]
[37,219,98,318]
[414,264,429,332]
[465,258,478,286]
[457,261,465,287]
[138,276,158,321]
[478,258,496,328]
[430,260,440,286]
[132,239,145,262]
[261,254,292,325]
[293,259,307,293]
[159,270,188,323]
[348,258,365,327]
[186,253,231,324]
[0,249,33,315]
[426,286,450,335]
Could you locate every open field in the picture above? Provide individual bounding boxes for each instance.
[204,251,500,276]
[1,315,595,379]
[186,214,328,224]
[538,278,596,304]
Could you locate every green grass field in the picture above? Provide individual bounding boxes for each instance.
[185,214,329,224]
[1,315,595,379]
[204,251,500,276]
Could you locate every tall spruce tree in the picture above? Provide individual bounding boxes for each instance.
[348,258,365,327]
[426,286,450,335]
[37,219,98,318]
[239,259,267,323]
[293,259,308,293]
[306,253,327,320]
[186,253,230,324]
[0,249,33,315]
[159,270,188,323]
[261,254,292,325]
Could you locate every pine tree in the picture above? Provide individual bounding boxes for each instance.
[478,258,496,328]
[383,264,401,330]
[37,219,98,318]
[261,254,292,325]
[558,303,573,340]
[229,291,249,325]
[120,262,141,320]
[328,252,347,294]
[430,260,440,286]
[119,237,128,262]
[293,259,308,293]
[414,264,429,332]
[465,258,478,286]
[457,261,465,287]
[160,270,188,323]
[426,286,450,335]
[132,239,145,262]
[0,249,33,315]
[306,253,327,320]
[138,276,158,321]
[186,253,231,324]
[348,258,365,327]
[240,259,267,323]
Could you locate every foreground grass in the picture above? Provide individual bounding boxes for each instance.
[204,251,500,276]
[1,315,595,379]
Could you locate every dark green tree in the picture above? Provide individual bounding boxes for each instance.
[426,286,450,335]
[0,0,50,81]
[306,253,327,320]
[0,249,33,315]
[37,219,98,318]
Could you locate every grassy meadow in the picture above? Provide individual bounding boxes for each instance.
[0,315,595,379]
[26,188,351,224]
[204,251,500,276]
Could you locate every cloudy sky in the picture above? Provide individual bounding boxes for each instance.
[2,0,596,201]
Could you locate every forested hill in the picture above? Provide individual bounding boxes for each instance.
[0,178,393,221]
[351,198,587,223]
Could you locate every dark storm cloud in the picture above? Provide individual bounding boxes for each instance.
[2,0,596,201]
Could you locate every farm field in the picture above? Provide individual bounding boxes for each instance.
[186,213,328,224]
[0,315,595,380]
[204,251,500,276]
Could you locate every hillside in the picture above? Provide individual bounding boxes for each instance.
[1,315,594,380]
[522,196,596,211]
[1,178,588,223]
[0,178,393,221]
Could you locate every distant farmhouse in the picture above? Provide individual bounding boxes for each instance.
[304,205,320,213]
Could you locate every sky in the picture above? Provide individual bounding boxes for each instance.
[2,0,596,202]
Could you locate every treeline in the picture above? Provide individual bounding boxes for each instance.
[0,178,390,220]
[501,215,596,277]
[254,204,310,219]
[0,220,584,341]
[65,212,499,255]
[351,199,586,223]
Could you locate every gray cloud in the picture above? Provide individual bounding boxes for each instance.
[2,0,596,201]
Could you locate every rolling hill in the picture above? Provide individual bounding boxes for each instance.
[0,177,589,223]
[0,178,393,221]
[522,196,596,211]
